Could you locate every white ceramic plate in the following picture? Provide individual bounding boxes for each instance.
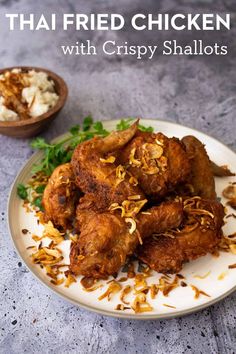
[8,119,236,319]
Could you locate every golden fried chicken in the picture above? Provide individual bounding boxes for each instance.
[71,122,145,210]
[42,163,80,230]
[182,136,216,199]
[70,197,183,279]
[137,197,225,274]
[118,131,191,199]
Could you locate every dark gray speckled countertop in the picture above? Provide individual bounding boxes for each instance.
[0,1,236,353]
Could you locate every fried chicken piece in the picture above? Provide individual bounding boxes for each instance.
[42,163,80,230]
[70,198,183,279]
[182,136,216,199]
[71,122,145,210]
[118,131,191,199]
[137,197,225,274]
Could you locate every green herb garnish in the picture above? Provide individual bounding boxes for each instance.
[138,124,154,133]
[69,124,80,136]
[82,115,93,131]
[32,196,43,210]
[17,184,28,200]
[35,185,46,194]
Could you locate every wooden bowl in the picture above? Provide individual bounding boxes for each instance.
[0,66,68,138]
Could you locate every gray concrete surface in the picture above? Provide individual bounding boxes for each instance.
[0,0,236,353]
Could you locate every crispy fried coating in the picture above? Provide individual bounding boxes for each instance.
[137,198,225,274]
[118,131,191,199]
[42,163,80,230]
[71,122,145,209]
[70,198,183,279]
[182,136,216,199]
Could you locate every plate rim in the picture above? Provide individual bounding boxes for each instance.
[7,118,236,320]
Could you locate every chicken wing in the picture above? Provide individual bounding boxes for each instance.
[71,122,145,209]
[210,161,235,177]
[118,131,191,199]
[181,136,216,199]
[70,198,183,279]
[137,197,225,274]
[42,163,80,230]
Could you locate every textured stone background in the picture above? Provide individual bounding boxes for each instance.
[0,1,236,353]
